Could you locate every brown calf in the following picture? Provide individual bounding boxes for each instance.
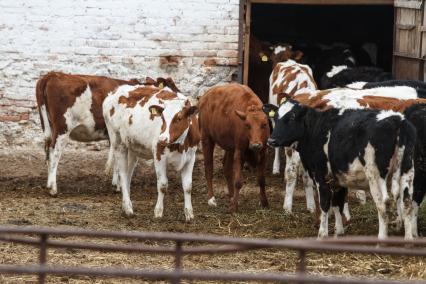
[198,83,270,212]
[35,72,144,196]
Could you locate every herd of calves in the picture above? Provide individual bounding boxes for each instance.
[35,46,426,241]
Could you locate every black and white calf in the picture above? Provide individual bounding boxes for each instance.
[404,103,426,235]
[265,100,417,239]
[349,80,426,99]
[321,66,393,89]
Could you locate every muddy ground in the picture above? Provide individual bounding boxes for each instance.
[0,145,425,283]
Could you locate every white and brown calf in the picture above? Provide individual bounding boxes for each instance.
[269,59,317,214]
[35,72,141,196]
[103,85,200,220]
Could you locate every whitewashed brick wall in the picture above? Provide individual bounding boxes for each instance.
[0,0,240,146]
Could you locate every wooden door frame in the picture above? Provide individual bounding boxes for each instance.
[240,0,394,85]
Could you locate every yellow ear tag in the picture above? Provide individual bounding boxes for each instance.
[151,108,158,115]
[159,82,164,89]
[261,55,268,62]
[268,110,275,118]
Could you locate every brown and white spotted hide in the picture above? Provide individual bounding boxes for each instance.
[103,84,200,220]
[35,71,141,196]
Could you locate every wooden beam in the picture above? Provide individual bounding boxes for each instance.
[250,0,393,5]
[243,1,252,85]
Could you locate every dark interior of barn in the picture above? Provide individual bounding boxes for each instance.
[248,4,395,101]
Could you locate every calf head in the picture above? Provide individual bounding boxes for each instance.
[235,105,270,151]
[270,44,303,69]
[263,99,307,148]
[150,100,198,145]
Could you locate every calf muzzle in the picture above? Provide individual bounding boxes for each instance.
[249,143,263,151]
[267,138,277,147]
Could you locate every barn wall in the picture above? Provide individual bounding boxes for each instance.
[0,0,240,147]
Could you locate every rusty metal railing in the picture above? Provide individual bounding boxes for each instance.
[0,226,425,283]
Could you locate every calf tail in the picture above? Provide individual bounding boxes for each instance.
[35,73,54,161]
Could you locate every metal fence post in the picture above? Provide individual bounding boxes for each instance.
[172,241,182,284]
[38,233,48,284]
[296,249,306,274]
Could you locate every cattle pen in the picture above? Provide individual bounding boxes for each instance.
[2,0,426,283]
[0,226,425,284]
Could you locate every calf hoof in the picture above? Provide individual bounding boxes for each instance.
[272,168,280,175]
[334,227,345,237]
[154,206,163,218]
[122,209,134,217]
[229,200,238,213]
[122,203,134,217]
[317,230,328,239]
[184,208,194,222]
[49,188,58,197]
[283,205,292,214]
[113,186,121,193]
[261,203,269,209]
[208,197,217,207]
[307,206,316,214]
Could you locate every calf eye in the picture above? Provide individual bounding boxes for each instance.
[261,123,267,129]
[246,124,251,129]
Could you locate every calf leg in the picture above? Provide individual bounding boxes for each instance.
[368,177,389,239]
[317,182,332,238]
[202,136,216,207]
[400,167,415,240]
[154,157,168,218]
[302,169,316,213]
[127,150,139,190]
[115,145,133,216]
[223,150,234,199]
[181,153,196,222]
[112,165,121,193]
[231,150,243,212]
[257,149,269,208]
[46,132,69,196]
[283,148,299,213]
[331,187,348,236]
[273,147,281,175]
[411,170,425,238]
[106,127,121,193]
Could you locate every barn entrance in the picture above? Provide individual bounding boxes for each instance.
[241,0,395,102]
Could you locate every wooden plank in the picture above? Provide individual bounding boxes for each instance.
[243,1,251,85]
[393,56,424,80]
[237,0,245,83]
[394,6,422,57]
[422,0,426,58]
[394,0,422,9]
[250,0,393,5]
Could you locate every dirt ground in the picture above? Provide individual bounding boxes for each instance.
[0,145,425,283]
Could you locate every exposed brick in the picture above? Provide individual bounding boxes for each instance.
[0,0,240,146]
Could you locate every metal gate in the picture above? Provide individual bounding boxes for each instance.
[0,226,425,283]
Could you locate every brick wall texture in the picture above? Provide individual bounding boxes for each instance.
[0,0,240,146]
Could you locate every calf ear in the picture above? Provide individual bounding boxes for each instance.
[145,77,157,85]
[292,50,303,62]
[185,106,198,117]
[149,105,164,117]
[166,77,181,93]
[235,110,247,121]
[262,104,278,119]
[129,78,141,85]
